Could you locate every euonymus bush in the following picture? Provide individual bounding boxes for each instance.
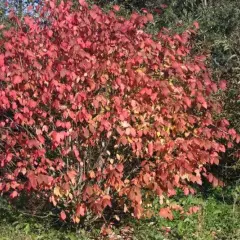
[0,0,239,223]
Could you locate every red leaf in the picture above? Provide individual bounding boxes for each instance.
[121,136,128,145]
[89,170,95,179]
[211,83,218,93]
[160,4,168,9]
[76,204,86,216]
[197,95,207,109]
[126,128,131,136]
[143,173,150,185]
[28,99,37,108]
[13,75,23,84]
[27,5,33,11]
[67,170,77,181]
[0,54,4,67]
[148,142,153,156]
[60,210,66,220]
[113,5,120,12]
[83,127,90,138]
[184,187,189,195]
[151,92,158,101]
[47,30,53,37]
[49,1,55,9]
[10,191,18,199]
[90,11,98,20]
[73,145,81,161]
[219,144,226,153]
[162,87,170,97]
[188,206,200,214]
[236,134,240,144]
[102,197,112,208]
[130,128,136,137]
[159,207,173,220]
[219,80,227,90]
[183,97,191,107]
[193,21,199,30]
[87,79,96,91]
[116,163,124,173]
[141,8,148,13]
[28,172,37,189]
[146,13,153,22]
[208,173,214,183]
[212,177,219,187]
[50,131,65,143]
[79,0,88,7]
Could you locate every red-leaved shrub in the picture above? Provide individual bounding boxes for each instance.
[0,0,239,222]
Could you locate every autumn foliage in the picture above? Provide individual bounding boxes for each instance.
[0,0,239,223]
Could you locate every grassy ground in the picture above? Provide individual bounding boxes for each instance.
[0,186,239,240]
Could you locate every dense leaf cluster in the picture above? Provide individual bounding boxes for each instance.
[0,0,239,222]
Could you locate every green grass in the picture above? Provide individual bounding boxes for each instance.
[0,187,239,239]
[131,194,240,239]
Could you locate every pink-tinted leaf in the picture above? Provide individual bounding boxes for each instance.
[219,80,227,90]
[0,54,4,66]
[60,210,66,220]
[10,191,18,199]
[159,207,173,220]
[79,0,88,7]
[13,75,23,84]
[113,5,120,11]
